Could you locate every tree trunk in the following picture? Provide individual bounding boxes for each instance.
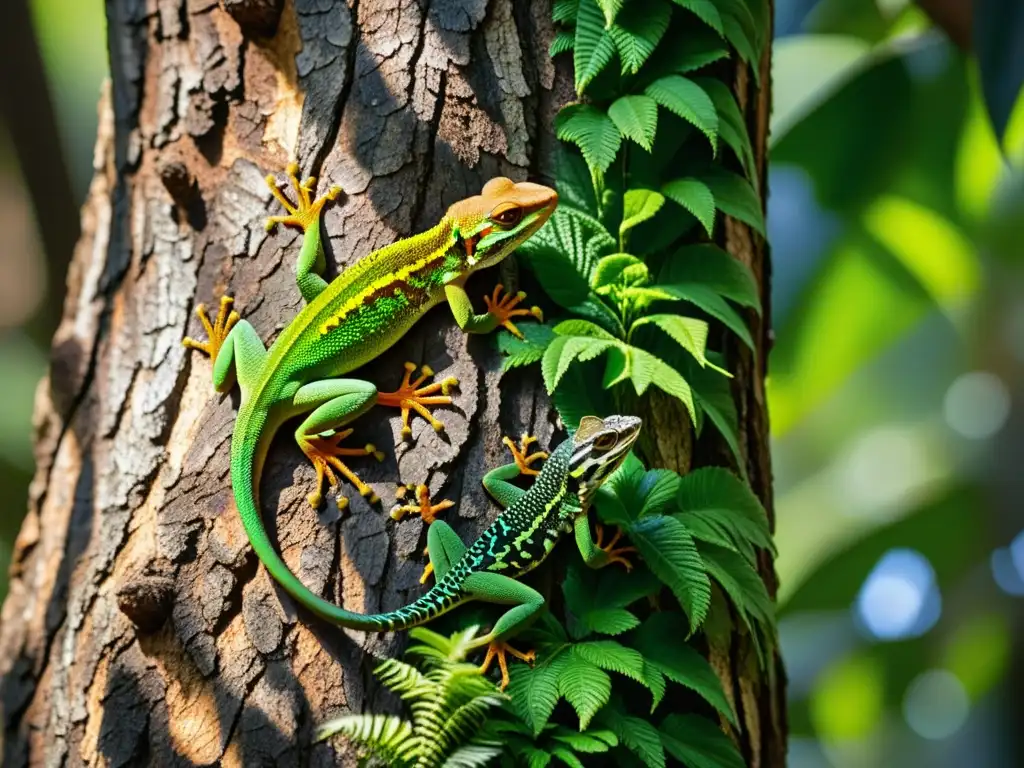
[0,0,784,766]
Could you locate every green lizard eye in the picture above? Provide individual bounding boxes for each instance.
[490,203,524,228]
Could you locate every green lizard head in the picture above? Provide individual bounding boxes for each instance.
[447,177,558,270]
[567,414,642,505]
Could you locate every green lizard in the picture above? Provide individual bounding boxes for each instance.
[182,164,556,616]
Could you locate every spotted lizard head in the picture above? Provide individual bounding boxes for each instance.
[567,414,643,505]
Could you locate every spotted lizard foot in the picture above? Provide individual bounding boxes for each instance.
[183,295,239,361]
[264,162,342,232]
[594,523,637,571]
[300,428,384,509]
[479,640,536,691]
[483,284,543,338]
[377,362,458,440]
[502,433,548,476]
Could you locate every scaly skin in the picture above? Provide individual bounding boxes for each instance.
[183,165,557,634]
[228,414,642,690]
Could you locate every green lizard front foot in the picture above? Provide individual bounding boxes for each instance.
[594,523,637,571]
[378,362,459,440]
[502,433,548,476]
[391,484,454,524]
[183,295,239,360]
[483,284,543,339]
[479,640,536,691]
[300,428,384,509]
[264,162,342,232]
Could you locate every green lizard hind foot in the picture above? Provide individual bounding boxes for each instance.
[264,162,342,232]
[183,295,239,360]
[378,362,459,440]
[594,523,637,571]
[300,428,383,509]
[391,484,454,524]
[484,284,543,339]
[502,433,548,476]
[479,641,536,691]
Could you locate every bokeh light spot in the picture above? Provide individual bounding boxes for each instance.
[902,670,969,740]
[990,546,1024,596]
[855,549,940,640]
[943,371,1011,439]
[810,654,884,742]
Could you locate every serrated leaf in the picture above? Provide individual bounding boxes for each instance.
[627,515,711,631]
[631,613,737,725]
[550,29,576,57]
[642,23,728,80]
[550,749,584,768]
[637,467,681,517]
[607,96,658,152]
[619,189,665,236]
[670,0,723,34]
[718,0,761,70]
[592,253,648,290]
[701,167,765,235]
[555,145,598,216]
[645,75,718,153]
[553,318,618,339]
[498,323,557,371]
[630,348,697,423]
[606,713,666,768]
[550,727,618,752]
[542,335,615,392]
[556,104,622,175]
[643,660,667,712]
[574,0,617,92]
[660,714,745,768]
[721,9,756,72]
[517,204,616,307]
[553,0,579,23]
[552,359,615,429]
[631,314,730,376]
[662,178,715,237]
[596,0,623,26]
[676,467,775,558]
[608,0,671,75]
[658,282,753,349]
[573,640,646,684]
[694,77,756,181]
[660,243,761,312]
[557,655,611,729]
[582,607,640,636]
[687,360,746,476]
[508,652,570,735]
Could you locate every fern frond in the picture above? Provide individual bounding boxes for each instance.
[669,0,723,35]
[556,105,622,175]
[550,29,576,57]
[557,654,611,729]
[609,0,671,75]
[627,514,710,630]
[607,96,658,152]
[662,177,715,237]
[645,76,718,153]
[316,714,415,765]
[574,0,617,92]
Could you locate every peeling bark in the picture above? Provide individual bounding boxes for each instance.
[0,0,784,765]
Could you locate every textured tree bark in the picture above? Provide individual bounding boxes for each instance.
[0,0,784,766]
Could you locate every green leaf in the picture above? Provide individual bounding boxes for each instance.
[608,0,672,75]
[605,712,666,768]
[701,167,765,235]
[574,0,617,92]
[637,468,681,517]
[582,607,640,636]
[498,324,557,371]
[619,189,665,236]
[642,23,728,80]
[558,655,612,729]
[718,0,761,65]
[596,0,623,26]
[556,104,622,175]
[631,314,727,375]
[573,640,646,685]
[554,145,599,216]
[631,613,738,725]
[633,348,698,423]
[592,253,648,291]
[315,714,414,757]
[662,178,715,237]
[686,359,746,475]
[551,727,618,752]
[627,515,711,630]
[694,77,756,181]
[669,0,724,35]
[677,467,775,560]
[552,359,615,428]
[550,749,584,768]
[660,714,745,768]
[658,282,753,349]
[550,29,576,57]
[553,318,618,339]
[541,335,616,393]
[645,76,718,153]
[553,0,579,23]
[643,660,667,712]
[720,5,757,70]
[607,96,658,152]
[660,243,760,312]
[508,652,570,735]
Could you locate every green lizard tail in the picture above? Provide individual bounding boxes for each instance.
[231,403,461,632]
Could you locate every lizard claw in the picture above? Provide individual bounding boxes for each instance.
[594,523,637,571]
[300,428,381,508]
[264,163,342,232]
[502,434,548,476]
[390,484,454,524]
[479,640,536,691]
[183,295,239,360]
[483,284,543,339]
[377,362,459,441]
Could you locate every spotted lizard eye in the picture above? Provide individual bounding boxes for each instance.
[593,433,616,451]
[490,204,524,227]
